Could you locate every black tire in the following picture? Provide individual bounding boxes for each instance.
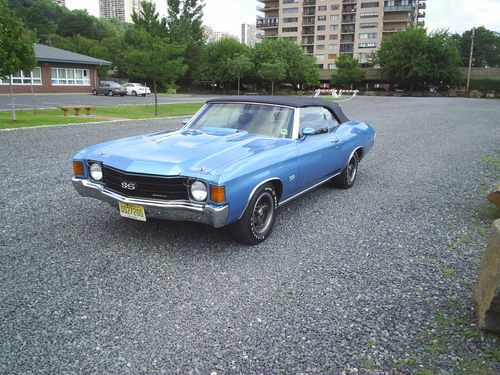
[92,89,97,95]
[132,90,137,96]
[108,90,114,96]
[333,152,359,189]
[230,183,278,245]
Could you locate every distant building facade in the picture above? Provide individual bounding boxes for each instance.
[257,0,426,69]
[203,26,239,43]
[99,0,142,23]
[0,44,111,94]
[241,23,263,46]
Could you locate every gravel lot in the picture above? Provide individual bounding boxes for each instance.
[0,93,216,110]
[1,96,499,374]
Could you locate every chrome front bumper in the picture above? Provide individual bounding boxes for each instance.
[72,178,229,228]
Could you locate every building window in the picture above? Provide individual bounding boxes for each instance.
[283,17,298,23]
[331,4,339,10]
[283,0,298,3]
[329,34,338,40]
[360,22,378,28]
[358,43,377,48]
[282,27,298,32]
[359,52,374,59]
[317,35,326,41]
[0,68,42,85]
[317,64,324,69]
[318,15,326,21]
[315,54,325,61]
[316,45,325,51]
[330,15,339,21]
[359,33,377,39]
[361,2,379,8]
[317,25,326,31]
[283,7,298,13]
[318,5,327,11]
[51,68,90,86]
[328,54,337,60]
[328,63,337,69]
[329,25,338,31]
[328,44,338,50]
[360,12,379,18]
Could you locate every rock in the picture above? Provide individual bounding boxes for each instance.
[486,92,496,99]
[469,90,483,98]
[488,185,500,209]
[448,88,457,97]
[475,219,500,333]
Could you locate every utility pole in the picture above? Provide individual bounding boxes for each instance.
[466,27,475,95]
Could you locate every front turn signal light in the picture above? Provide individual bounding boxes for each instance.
[73,161,83,176]
[210,185,225,203]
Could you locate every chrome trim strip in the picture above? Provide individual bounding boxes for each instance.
[238,177,283,220]
[205,101,297,110]
[348,146,363,162]
[279,171,341,206]
[72,178,229,228]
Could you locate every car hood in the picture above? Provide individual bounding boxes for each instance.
[80,129,291,179]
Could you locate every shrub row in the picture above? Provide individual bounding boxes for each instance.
[469,79,500,92]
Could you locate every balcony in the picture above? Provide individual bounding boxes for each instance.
[342,6,357,14]
[418,2,426,9]
[418,11,426,18]
[256,18,279,28]
[340,35,354,42]
[341,25,355,33]
[384,5,415,12]
[303,9,315,15]
[340,44,354,52]
[256,3,279,12]
[342,0,356,3]
[302,37,315,45]
[302,19,315,25]
[303,0,316,6]
[342,15,356,23]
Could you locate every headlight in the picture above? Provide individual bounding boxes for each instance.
[89,163,103,181]
[190,181,207,201]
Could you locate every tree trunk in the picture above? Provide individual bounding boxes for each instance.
[9,76,16,122]
[271,80,274,96]
[237,75,240,96]
[153,79,158,117]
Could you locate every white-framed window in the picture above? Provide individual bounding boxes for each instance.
[328,63,337,69]
[359,43,377,48]
[315,54,325,61]
[359,33,377,39]
[51,68,90,86]
[328,44,338,50]
[0,67,42,85]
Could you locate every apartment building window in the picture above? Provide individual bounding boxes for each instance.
[283,7,298,13]
[358,43,377,48]
[331,5,339,11]
[317,25,326,31]
[360,12,379,18]
[51,68,90,85]
[318,15,326,21]
[359,52,374,59]
[328,54,337,60]
[360,22,378,28]
[329,34,338,40]
[316,45,325,51]
[283,17,299,23]
[282,27,298,32]
[317,35,326,41]
[318,5,327,11]
[361,2,379,8]
[329,25,338,31]
[328,63,336,69]
[317,64,324,69]
[315,54,325,61]
[283,0,298,3]
[328,44,338,50]
[0,67,42,85]
[330,15,339,21]
[359,32,377,39]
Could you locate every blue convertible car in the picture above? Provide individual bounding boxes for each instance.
[72,97,375,244]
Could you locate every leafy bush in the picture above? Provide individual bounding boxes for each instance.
[470,79,500,92]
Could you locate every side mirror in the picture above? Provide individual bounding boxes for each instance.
[181,118,191,126]
[301,127,315,139]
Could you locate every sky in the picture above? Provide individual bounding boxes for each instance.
[65,0,500,36]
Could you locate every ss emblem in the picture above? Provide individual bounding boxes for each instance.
[121,181,137,190]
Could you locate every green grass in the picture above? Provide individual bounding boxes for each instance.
[0,102,203,130]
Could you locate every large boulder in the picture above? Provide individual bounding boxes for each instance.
[475,219,500,333]
[469,90,483,98]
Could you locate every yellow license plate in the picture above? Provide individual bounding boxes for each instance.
[118,201,146,222]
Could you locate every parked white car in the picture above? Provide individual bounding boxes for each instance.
[124,83,151,96]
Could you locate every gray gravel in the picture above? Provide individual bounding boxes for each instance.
[1,96,499,374]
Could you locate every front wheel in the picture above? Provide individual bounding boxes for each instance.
[92,89,97,95]
[108,90,114,96]
[333,152,359,189]
[230,183,277,245]
[132,90,137,96]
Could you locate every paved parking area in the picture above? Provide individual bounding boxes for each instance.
[1,97,499,373]
[0,93,216,110]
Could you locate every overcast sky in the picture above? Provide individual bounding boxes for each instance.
[65,0,500,36]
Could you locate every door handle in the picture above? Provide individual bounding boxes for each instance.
[330,138,340,143]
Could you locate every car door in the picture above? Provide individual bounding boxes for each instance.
[98,82,108,95]
[296,106,346,190]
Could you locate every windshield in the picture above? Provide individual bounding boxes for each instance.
[187,103,294,139]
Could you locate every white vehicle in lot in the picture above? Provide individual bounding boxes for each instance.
[124,83,151,96]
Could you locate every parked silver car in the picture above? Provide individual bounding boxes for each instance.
[92,81,127,96]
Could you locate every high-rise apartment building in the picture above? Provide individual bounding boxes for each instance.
[99,0,142,23]
[257,0,426,70]
[203,26,239,43]
[241,23,264,47]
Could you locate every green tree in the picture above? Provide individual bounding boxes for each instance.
[373,27,462,90]
[227,54,253,95]
[456,27,500,67]
[122,28,186,116]
[331,54,366,89]
[0,1,36,121]
[131,0,167,38]
[258,61,286,95]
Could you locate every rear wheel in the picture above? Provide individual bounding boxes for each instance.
[92,89,97,95]
[108,90,114,96]
[230,183,277,245]
[333,152,359,189]
[132,90,137,96]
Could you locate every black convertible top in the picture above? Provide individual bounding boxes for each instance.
[206,96,350,123]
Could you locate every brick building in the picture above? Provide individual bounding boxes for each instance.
[0,44,111,94]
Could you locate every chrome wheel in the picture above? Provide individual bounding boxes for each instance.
[251,191,274,236]
[347,157,357,184]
